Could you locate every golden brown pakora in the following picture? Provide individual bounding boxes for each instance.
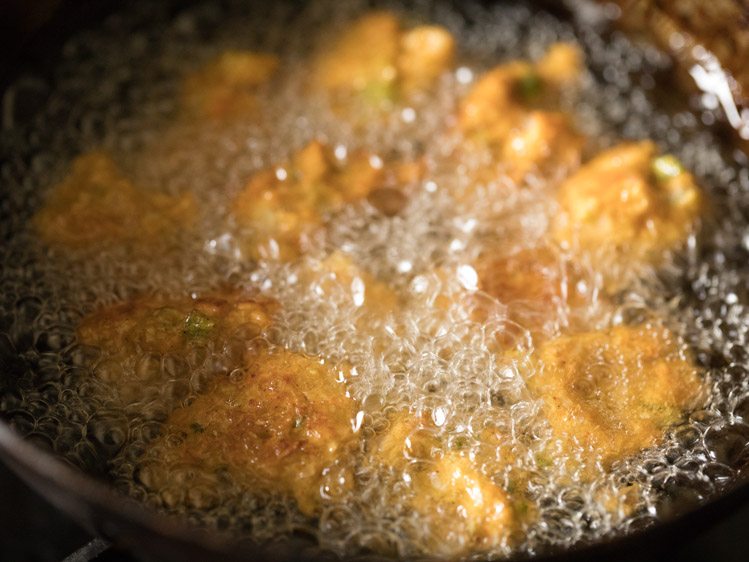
[180,50,279,120]
[302,251,399,314]
[313,11,455,107]
[457,43,585,183]
[232,140,422,260]
[477,246,565,309]
[527,324,705,467]
[474,244,594,342]
[32,151,197,251]
[77,291,276,405]
[422,246,595,349]
[458,42,582,132]
[553,141,703,266]
[142,348,358,516]
[371,412,515,557]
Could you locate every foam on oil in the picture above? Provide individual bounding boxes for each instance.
[0,0,747,559]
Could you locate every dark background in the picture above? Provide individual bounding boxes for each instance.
[2,458,749,561]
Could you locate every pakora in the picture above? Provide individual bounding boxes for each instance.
[553,141,703,266]
[302,251,399,314]
[371,412,515,557]
[313,11,455,107]
[457,43,585,183]
[143,349,358,516]
[181,50,279,120]
[232,140,422,260]
[474,244,595,342]
[527,324,704,466]
[77,291,276,405]
[33,151,196,251]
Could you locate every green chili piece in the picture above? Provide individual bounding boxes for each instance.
[651,154,684,181]
[516,71,543,102]
[452,436,468,450]
[184,310,216,338]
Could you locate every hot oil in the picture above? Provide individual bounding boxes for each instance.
[0,0,747,558]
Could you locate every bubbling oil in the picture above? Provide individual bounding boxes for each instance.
[1,0,748,559]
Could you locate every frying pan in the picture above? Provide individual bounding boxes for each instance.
[2,1,749,560]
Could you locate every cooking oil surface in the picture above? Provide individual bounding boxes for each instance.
[0,0,748,559]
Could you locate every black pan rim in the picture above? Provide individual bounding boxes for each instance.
[3,417,749,561]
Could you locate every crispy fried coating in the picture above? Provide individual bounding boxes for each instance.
[397,25,457,94]
[457,43,585,182]
[424,246,593,348]
[313,11,455,106]
[303,251,399,314]
[553,141,703,266]
[478,246,565,308]
[528,324,704,466]
[372,413,515,557]
[459,43,582,132]
[32,151,196,250]
[475,245,590,341]
[499,111,584,181]
[232,140,422,260]
[77,291,276,404]
[145,349,358,516]
[180,51,279,120]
